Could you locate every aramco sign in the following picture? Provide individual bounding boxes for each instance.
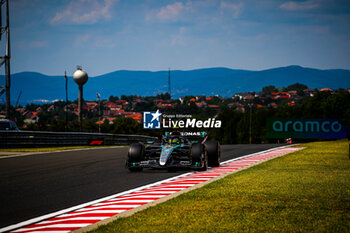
[266,118,348,139]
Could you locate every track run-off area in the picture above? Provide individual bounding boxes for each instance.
[0,144,301,232]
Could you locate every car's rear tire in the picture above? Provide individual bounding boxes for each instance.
[205,141,221,167]
[127,143,145,172]
[191,143,207,171]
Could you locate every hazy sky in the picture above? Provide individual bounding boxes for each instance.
[4,0,350,76]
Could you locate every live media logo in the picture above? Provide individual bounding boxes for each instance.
[143,110,161,129]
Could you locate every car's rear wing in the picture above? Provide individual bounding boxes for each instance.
[163,131,208,143]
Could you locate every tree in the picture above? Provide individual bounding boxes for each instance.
[208,108,243,144]
[285,83,308,96]
[50,119,66,132]
[112,117,142,134]
[109,95,119,102]
[156,92,171,100]
[133,101,155,112]
[262,85,277,94]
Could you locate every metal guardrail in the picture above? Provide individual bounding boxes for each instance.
[0,130,158,148]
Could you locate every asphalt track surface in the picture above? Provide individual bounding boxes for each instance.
[0,144,283,228]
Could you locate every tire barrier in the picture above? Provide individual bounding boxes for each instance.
[0,131,157,148]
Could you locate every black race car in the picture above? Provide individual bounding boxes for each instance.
[126,131,220,171]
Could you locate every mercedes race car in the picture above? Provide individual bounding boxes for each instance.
[126,131,220,172]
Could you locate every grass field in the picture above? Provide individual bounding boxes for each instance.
[91,140,350,232]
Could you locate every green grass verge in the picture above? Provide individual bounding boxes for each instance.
[91,140,350,233]
[0,145,125,153]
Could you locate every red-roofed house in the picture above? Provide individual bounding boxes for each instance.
[244,95,254,101]
[288,90,297,96]
[303,88,315,96]
[270,103,278,108]
[125,113,142,123]
[115,99,128,105]
[157,103,173,110]
[320,88,334,92]
[47,105,55,112]
[207,105,221,114]
[195,101,207,108]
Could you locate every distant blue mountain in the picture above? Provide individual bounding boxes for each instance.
[1,66,349,105]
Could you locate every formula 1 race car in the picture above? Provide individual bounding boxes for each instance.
[126,131,220,172]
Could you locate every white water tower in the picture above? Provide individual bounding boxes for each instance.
[73,66,88,123]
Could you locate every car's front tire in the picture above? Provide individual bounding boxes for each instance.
[127,143,145,172]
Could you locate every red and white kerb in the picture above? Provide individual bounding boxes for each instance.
[7,147,302,233]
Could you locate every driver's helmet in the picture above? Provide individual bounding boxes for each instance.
[172,138,180,144]
[168,137,180,144]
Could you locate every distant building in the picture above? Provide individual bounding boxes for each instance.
[115,99,128,105]
[234,92,250,100]
[228,102,245,112]
[320,88,334,92]
[157,103,173,110]
[195,101,207,108]
[179,97,185,104]
[86,102,98,111]
[100,117,116,124]
[288,90,297,97]
[244,95,254,101]
[196,95,206,101]
[15,108,25,113]
[269,103,278,108]
[207,105,221,114]
[47,105,55,112]
[303,88,315,96]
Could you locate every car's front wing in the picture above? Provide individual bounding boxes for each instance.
[126,159,204,169]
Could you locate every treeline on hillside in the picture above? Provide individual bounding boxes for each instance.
[2,85,349,144]
[42,90,348,143]
[208,91,350,144]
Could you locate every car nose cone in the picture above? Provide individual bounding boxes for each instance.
[160,147,172,166]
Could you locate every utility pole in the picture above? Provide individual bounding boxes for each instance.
[65,71,68,131]
[249,103,253,144]
[168,67,171,99]
[97,93,101,133]
[15,90,21,108]
[0,0,11,119]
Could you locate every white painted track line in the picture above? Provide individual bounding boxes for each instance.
[1,145,302,233]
